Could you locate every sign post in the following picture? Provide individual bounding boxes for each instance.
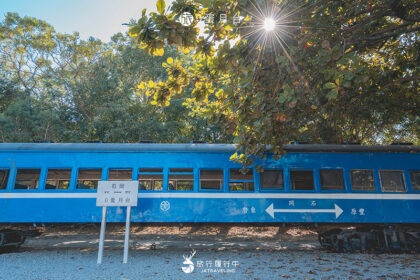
[123,206,131,264]
[96,181,138,264]
[97,206,107,264]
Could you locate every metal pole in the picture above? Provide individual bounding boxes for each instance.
[123,206,131,264]
[97,206,107,264]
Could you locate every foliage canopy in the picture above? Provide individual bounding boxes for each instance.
[129,0,419,164]
[0,12,230,143]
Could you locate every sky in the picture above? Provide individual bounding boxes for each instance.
[0,0,160,42]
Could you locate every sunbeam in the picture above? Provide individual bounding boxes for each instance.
[263,18,276,31]
[233,0,316,88]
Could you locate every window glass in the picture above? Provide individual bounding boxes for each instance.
[109,169,132,181]
[230,169,253,180]
[260,170,284,189]
[200,170,223,190]
[139,168,163,173]
[15,169,41,189]
[46,169,71,190]
[169,174,194,191]
[138,174,163,190]
[350,170,375,191]
[379,170,406,192]
[290,170,314,190]
[0,169,9,189]
[77,169,102,189]
[229,168,254,191]
[229,182,254,191]
[169,168,193,173]
[411,170,420,191]
[320,170,345,190]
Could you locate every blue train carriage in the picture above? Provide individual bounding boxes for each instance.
[0,143,419,225]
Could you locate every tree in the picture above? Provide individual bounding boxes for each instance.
[129,0,419,165]
[0,13,231,143]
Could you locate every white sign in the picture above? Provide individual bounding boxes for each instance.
[96,181,138,207]
[96,180,138,264]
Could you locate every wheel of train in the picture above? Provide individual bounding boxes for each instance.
[319,226,420,253]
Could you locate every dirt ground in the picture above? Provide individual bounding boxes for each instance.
[1,223,344,251]
[5,223,330,242]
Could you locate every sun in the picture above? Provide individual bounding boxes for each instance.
[236,0,307,80]
[263,18,276,31]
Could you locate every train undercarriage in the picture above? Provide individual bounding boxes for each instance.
[318,225,420,253]
[0,229,41,252]
[1,223,420,254]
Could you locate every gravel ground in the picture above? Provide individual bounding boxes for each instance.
[1,225,419,279]
[0,248,419,280]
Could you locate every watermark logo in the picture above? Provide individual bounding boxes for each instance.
[178,12,243,27]
[181,249,239,274]
[180,12,194,26]
[182,249,196,273]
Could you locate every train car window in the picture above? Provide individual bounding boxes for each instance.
[411,170,420,191]
[290,170,314,190]
[14,169,41,189]
[139,168,163,173]
[379,170,406,192]
[168,174,194,191]
[350,170,375,191]
[229,169,254,191]
[77,169,102,189]
[169,168,193,173]
[229,182,254,191]
[230,169,253,180]
[108,169,132,181]
[46,169,71,190]
[200,170,223,190]
[260,170,284,189]
[138,174,163,190]
[0,169,9,189]
[320,170,345,190]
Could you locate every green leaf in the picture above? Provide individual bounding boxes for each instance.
[344,72,354,80]
[284,85,292,95]
[278,93,287,103]
[343,81,352,88]
[326,89,338,100]
[318,49,328,57]
[156,0,165,14]
[324,82,336,89]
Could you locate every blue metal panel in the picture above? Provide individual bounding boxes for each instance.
[0,197,419,223]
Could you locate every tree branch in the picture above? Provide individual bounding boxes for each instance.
[389,0,420,23]
[381,75,420,90]
[349,26,420,49]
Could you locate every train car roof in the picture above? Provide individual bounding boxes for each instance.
[0,143,419,153]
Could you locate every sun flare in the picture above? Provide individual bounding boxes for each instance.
[263,18,276,31]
